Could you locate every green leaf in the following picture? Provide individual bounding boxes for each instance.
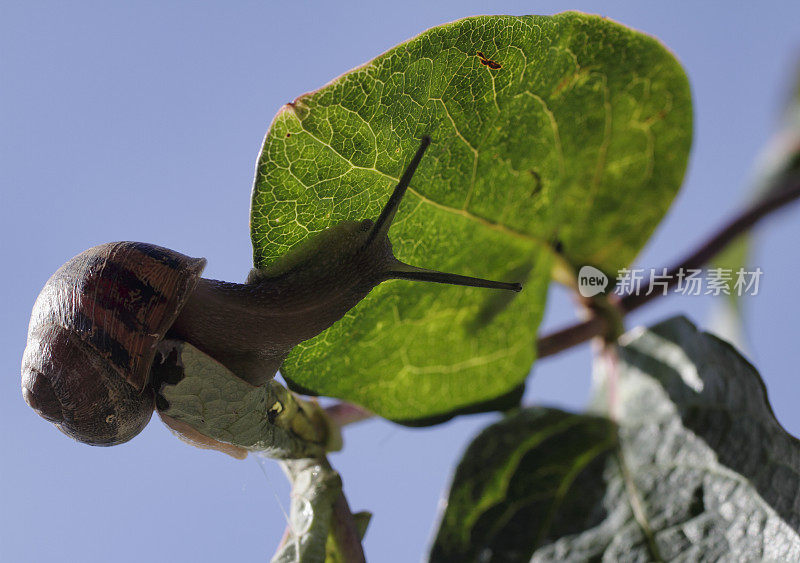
[251,12,692,421]
[430,408,617,562]
[431,317,800,561]
[155,341,339,459]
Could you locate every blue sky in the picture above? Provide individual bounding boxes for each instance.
[2,2,799,561]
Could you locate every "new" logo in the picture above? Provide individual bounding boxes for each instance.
[577,265,609,298]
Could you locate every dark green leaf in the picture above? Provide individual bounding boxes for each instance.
[430,408,617,562]
[431,318,800,561]
[251,13,692,421]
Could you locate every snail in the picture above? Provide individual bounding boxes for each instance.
[21,137,522,446]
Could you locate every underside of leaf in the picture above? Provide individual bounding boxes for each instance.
[431,317,800,561]
[250,12,692,421]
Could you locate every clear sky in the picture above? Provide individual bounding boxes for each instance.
[2,2,799,561]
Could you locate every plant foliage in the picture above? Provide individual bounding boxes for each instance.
[250,13,692,422]
[432,318,800,561]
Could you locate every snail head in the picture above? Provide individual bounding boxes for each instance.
[249,136,522,296]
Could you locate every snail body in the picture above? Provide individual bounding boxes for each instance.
[21,137,522,446]
[168,217,398,387]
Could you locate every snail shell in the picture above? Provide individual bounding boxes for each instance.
[21,242,206,445]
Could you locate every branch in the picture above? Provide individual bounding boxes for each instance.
[537,176,800,358]
[273,457,366,563]
[330,492,367,563]
[325,402,373,427]
[537,315,609,359]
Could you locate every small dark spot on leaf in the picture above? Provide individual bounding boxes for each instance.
[554,74,573,95]
[528,170,543,197]
[689,484,705,517]
[286,132,291,138]
[553,239,564,254]
[476,51,502,70]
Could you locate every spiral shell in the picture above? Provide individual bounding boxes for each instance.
[21,242,206,445]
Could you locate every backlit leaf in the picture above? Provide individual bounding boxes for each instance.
[251,13,692,421]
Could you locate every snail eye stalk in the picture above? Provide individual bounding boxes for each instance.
[384,263,522,292]
[366,136,431,246]
[369,136,523,293]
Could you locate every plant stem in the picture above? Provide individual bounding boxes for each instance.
[537,176,800,358]
[330,492,367,563]
[273,457,366,562]
[325,402,373,427]
[537,315,610,358]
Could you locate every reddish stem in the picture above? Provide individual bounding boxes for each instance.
[325,403,373,427]
[330,492,367,562]
[537,177,800,358]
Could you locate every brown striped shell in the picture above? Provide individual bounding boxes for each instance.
[21,242,206,446]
